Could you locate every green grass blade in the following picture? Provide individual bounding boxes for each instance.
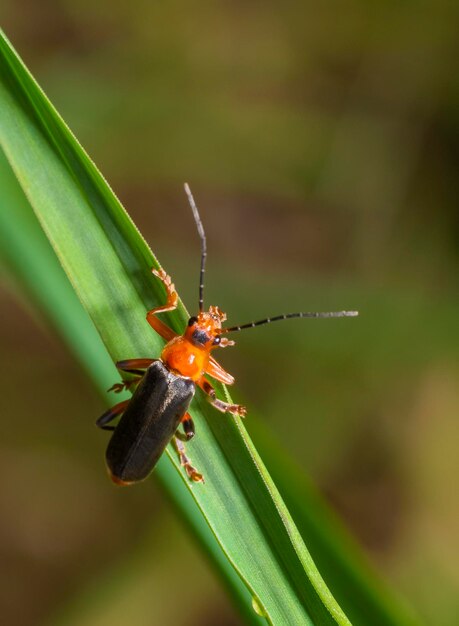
[251,424,423,626]
[0,146,424,626]
[0,29,350,625]
[0,144,261,626]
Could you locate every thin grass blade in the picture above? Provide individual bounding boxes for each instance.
[0,29,350,626]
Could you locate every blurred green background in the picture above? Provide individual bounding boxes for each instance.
[1,2,458,625]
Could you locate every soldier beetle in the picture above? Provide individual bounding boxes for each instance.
[97,185,358,484]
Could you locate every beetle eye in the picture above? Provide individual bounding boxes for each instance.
[213,336,221,345]
[188,316,198,326]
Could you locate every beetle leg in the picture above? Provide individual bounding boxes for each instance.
[218,337,235,349]
[116,358,155,372]
[108,374,142,394]
[175,413,195,441]
[147,269,179,341]
[172,436,204,483]
[109,359,158,393]
[197,376,246,418]
[182,413,195,439]
[205,356,235,385]
[96,399,130,431]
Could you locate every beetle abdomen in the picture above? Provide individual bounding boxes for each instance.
[106,360,195,484]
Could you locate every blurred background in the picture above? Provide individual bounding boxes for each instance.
[1,2,458,625]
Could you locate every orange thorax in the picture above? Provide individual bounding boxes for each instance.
[161,336,209,381]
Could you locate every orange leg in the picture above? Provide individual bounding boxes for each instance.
[117,358,156,371]
[218,337,235,349]
[146,269,179,342]
[96,399,130,431]
[175,412,195,441]
[182,412,195,440]
[197,376,246,417]
[109,359,155,393]
[205,356,235,385]
[108,379,141,394]
[172,436,204,483]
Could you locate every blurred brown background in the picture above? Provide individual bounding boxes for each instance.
[1,2,458,625]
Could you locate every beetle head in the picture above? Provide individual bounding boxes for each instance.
[185,305,227,348]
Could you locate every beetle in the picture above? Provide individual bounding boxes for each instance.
[97,184,358,485]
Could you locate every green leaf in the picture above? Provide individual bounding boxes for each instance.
[0,29,350,625]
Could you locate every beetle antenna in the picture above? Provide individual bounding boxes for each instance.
[184,183,207,312]
[222,310,359,333]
